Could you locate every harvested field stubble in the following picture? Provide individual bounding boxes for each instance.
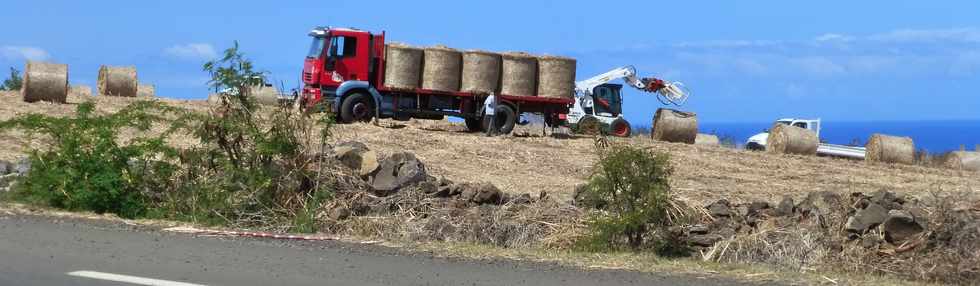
[331,119,980,205]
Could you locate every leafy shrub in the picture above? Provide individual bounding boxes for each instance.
[578,145,685,254]
[0,101,181,218]
[1,67,22,91]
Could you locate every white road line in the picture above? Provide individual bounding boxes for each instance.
[66,270,207,286]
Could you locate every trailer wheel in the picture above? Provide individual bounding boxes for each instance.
[610,119,632,137]
[464,118,483,132]
[339,92,374,123]
[482,105,516,135]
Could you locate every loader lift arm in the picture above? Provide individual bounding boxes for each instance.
[574,65,690,106]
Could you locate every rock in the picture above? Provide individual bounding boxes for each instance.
[328,205,352,221]
[688,224,710,235]
[458,183,502,205]
[747,201,770,216]
[845,203,889,233]
[418,180,439,194]
[14,158,30,176]
[370,152,427,195]
[871,190,904,210]
[333,142,379,177]
[775,196,794,216]
[707,199,732,217]
[689,234,724,247]
[510,193,532,205]
[882,210,925,244]
[0,160,11,175]
[797,191,845,226]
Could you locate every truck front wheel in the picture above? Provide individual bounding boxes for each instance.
[339,92,375,123]
[482,105,516,135]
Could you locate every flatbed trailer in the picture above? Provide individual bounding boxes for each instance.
[300,26,573,133]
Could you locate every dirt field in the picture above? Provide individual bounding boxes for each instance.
[2,90,978,204]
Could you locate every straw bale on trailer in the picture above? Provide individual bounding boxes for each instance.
[500,52,537,96]
[421,45,462,92]
[22,61,68,103]
[536,55,576,99]
[384,43,423,90]
[766,124,818,155]
[651,108,698,144]
[865,133,914,164]
[137,83,155,97]
[694,133,720,146]
[944,151,980,171]
[70,85,93,97]
[460,50,501,95]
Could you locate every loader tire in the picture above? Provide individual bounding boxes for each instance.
[610,118,632,137]
[465,118,483,132]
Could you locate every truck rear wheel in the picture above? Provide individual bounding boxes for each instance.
[482,105,516,135]
[339,92,374,123]
[610,119,632,137]
[464,118,483,132]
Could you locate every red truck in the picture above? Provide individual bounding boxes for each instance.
[300,26,574,134]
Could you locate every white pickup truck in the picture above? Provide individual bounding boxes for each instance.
[746,118,866,159]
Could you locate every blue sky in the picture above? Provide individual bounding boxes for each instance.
[2,0,979,123]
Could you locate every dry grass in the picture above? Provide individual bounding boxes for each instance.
[331,119,980,205]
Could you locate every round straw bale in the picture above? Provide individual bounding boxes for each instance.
[384,43,423,90]
[137,83,155,97]
[766,124,818,155]
[97,65,138,97]
[251,85,279,106]
[944,151,980,171]
[651,108,698,144]
[536,55,576,99]
[865,134,915,164]
[500,52,537,96]
[421,45,462,92]
[695,133,720,146]
[207,93,222,105]
[69,84,93,97]
[22,61,68,103]
[460,50,501,95]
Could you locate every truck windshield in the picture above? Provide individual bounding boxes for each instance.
[307,37,326,58]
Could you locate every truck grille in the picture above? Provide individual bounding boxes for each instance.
[303,72,313,82]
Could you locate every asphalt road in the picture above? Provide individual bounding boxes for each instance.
[0,214,767,286]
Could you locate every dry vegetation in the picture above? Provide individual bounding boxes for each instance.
[2,89,977,206]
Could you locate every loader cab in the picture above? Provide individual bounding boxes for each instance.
[587,83,623,117]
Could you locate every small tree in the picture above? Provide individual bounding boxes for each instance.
[579,145,679,251]
[1,67,23,91]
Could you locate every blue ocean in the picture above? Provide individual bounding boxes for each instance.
[691,120,980,153]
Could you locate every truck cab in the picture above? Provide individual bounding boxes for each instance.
[302,27,384,111]
[746,118,821,150]
[567,83,631,136]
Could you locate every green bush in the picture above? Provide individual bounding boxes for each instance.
[578,145,686,254]
[1,67,22,91]
[0,101,181,218]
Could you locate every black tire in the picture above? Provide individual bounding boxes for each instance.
[746,142,765,151]
[610,118,632,137]
[482,104,517,135]
[575,115,601,135]
[339,92,374,123]
[464,118,483,132]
